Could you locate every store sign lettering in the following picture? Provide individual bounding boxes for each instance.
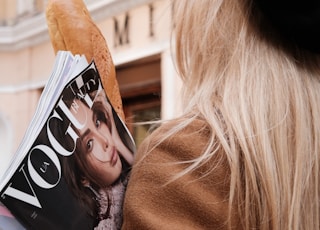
[113,4,155,48]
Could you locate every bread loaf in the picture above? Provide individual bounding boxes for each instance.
[45,0,125,120]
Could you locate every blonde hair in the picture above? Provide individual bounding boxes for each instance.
[169,0,320,229]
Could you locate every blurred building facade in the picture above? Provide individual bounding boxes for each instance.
[0,0,182,174]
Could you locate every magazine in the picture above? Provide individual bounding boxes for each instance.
[0,51,135,230]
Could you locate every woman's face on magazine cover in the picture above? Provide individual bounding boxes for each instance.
[72,98,122,186]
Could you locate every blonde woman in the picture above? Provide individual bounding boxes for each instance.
[122,0,320,229]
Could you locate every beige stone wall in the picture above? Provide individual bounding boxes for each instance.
[0,89,40,144]
[0,41,55,151]
[0,43,55,85]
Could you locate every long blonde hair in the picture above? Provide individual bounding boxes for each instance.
[171,0,320,229]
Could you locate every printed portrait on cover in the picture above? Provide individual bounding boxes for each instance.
[56,69,135,230]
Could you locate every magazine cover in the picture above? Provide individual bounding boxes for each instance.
[0,61,135,230]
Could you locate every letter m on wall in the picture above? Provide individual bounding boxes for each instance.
[114,13,130,47]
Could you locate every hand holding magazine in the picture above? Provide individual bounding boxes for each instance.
[0,51,135,230]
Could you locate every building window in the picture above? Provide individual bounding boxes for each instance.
[124,91,161,147]
[117,55,161,147]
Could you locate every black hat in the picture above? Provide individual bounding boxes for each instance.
[254,0,320,53]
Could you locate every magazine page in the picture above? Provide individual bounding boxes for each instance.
[0,60,135,229]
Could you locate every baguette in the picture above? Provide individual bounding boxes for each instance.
[45,0,125,120]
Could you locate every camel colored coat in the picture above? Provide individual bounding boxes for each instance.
[122,118,241,229]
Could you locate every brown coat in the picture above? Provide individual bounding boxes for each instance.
[122,118,241,229]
